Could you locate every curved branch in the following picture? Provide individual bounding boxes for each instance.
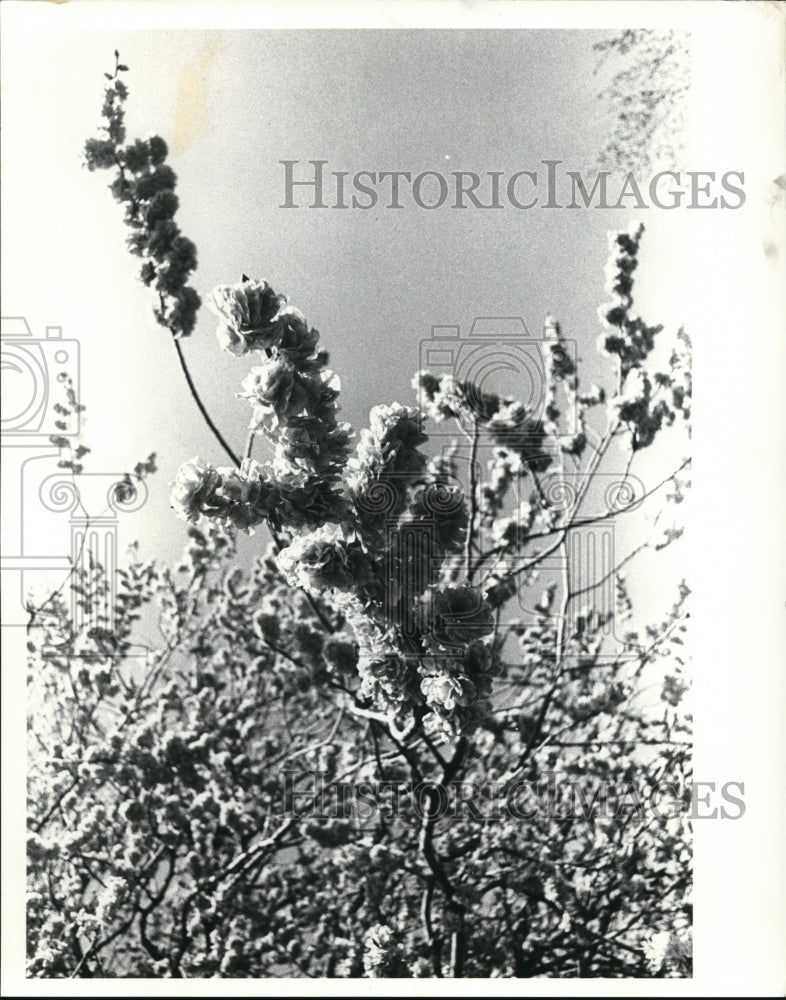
[464,420,480,583]
[172,337,240,465]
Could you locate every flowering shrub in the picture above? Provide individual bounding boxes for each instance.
[27,519,692,978]
[26,56,693,979]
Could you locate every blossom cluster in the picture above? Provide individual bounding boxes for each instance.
[413,372,552,473]
[171,457,277,532]
[276,524,373,593]
[355,647,412,709]
[596,225,692,450]
[83,60,200,338]
[607,369,674,450]
[350,587,499,740]
[170,273,498,737]
[596,223,663,375]
[361,924,410,977]
[171,279,352,531]
[345,402,429,538]
[414,584,500,738]
[417,587,498,738]
[358,477,469,623]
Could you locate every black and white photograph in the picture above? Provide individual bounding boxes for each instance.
[2,1,784,993]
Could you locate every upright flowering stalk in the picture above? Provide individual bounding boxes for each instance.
[597,223,692,449]
[596,223,663,376]
[542,314,587,457]
[83,53,200,339]
[85,55,240,465]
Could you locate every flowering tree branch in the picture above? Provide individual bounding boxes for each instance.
[83,53,239,466]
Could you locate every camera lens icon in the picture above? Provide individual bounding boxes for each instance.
[0,317,80,437]
[419,317,577,436]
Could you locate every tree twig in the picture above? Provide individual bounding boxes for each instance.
[172,337,239,465]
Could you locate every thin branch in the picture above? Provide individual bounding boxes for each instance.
[421,880,443,977]
[568,537,649,601]
[245,427,256,460]
[555,537,570,667]
[508,457,691,580]
[464,419,480,583]
[283,707,345,763]
[172,337,239,465]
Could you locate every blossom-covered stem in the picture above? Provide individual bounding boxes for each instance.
[173,338,240,466]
